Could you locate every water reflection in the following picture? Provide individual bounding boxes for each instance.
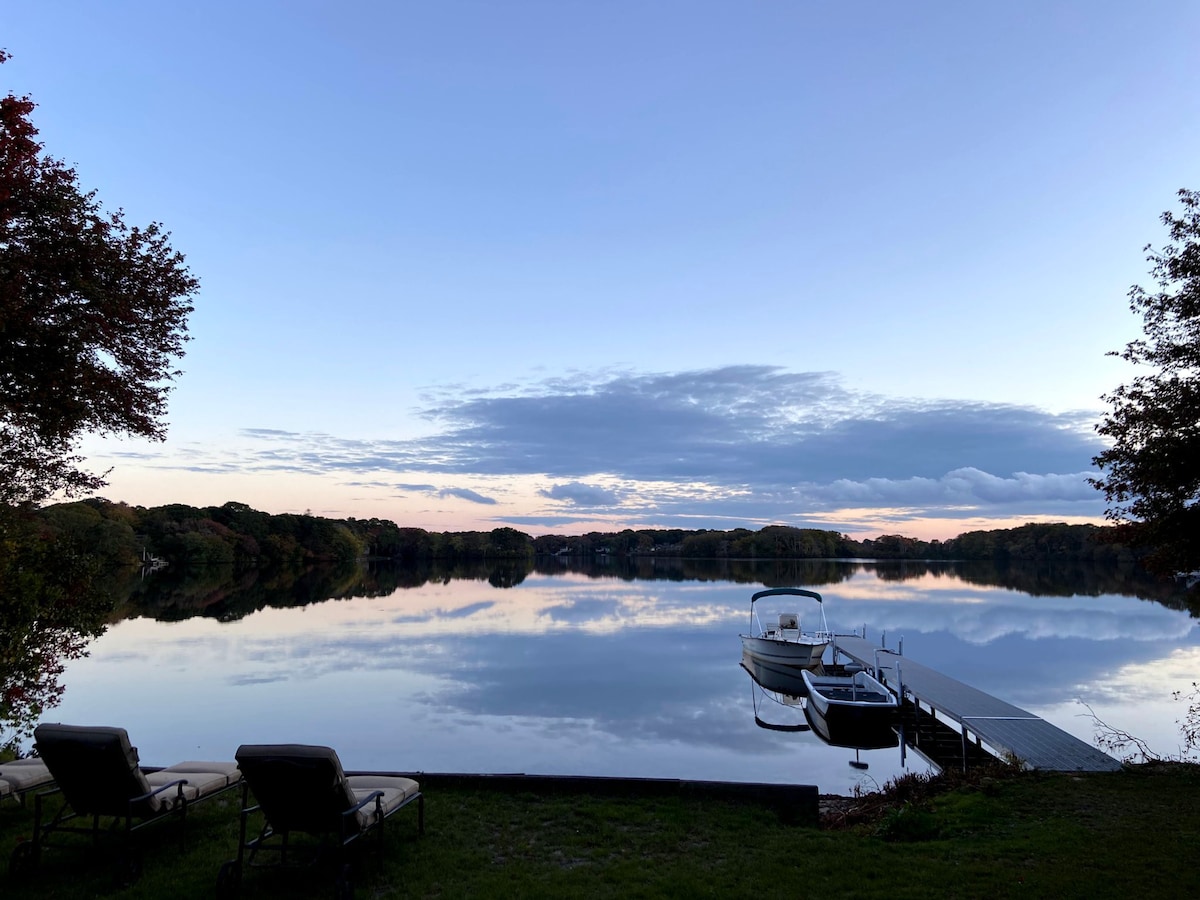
[107,557,1200,624]
[26,560,1200,794]
[740,648,989,778]
[740,653,810,734]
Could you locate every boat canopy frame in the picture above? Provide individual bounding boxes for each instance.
[747,587,830,639]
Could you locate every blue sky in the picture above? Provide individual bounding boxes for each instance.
[6,2,1199,538]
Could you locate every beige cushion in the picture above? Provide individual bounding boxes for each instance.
[158,760,242,788]
[144,761,243,809]
[0,758,52,793]
[346,775,420,829]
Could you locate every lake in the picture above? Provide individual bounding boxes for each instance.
[38,558,1200,796]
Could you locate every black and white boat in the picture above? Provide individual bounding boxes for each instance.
[801,663,899,742]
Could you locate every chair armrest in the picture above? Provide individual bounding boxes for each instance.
[131,778,188,804]
[343,790,384,817]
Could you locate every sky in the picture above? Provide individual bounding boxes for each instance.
[5,1,1199,540]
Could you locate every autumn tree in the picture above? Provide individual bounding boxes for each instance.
[2,50,197,752]
[1,50,198,506]
[1091,189,1200,577]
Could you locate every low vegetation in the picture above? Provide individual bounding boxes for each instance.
[0,762,1196,898]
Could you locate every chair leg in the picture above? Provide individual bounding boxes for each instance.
[216,859,242,899]
[335,863,354,900]
[9,840,37,880]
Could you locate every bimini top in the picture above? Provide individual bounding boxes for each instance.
[750,587,822,604]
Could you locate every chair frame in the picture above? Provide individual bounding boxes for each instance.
[217,747,423,898]
[8,726,241,884]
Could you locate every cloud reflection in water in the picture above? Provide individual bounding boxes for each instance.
[48,565,1198,794]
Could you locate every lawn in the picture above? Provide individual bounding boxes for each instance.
[0,762,1196,898]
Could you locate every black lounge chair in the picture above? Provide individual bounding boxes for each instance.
[218,743,424,899]
[9,723,242,883]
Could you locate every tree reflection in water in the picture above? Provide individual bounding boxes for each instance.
[114,556,1195,624]
[0,515,132,755]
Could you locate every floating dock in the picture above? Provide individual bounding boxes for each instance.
[831,635,1122,773]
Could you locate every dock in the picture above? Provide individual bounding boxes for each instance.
[830,635,1122,773]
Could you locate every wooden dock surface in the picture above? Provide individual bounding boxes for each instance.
[831,635,1122,773]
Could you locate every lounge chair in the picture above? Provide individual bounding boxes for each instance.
[218,743,423,899]
[0,757,54,806]
[8,723,242,883]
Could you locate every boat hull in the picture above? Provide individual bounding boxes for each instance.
[801,668,899,730]
[803,701,899,750]
[739,635,828,669]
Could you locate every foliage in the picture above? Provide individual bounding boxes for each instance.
[1078,700,1161,764]
[0,50,197,505]
[873,803,942,842]
[536,521,1134,564]
[1091,188,1200,577]
[1171,680,1199,763]
[20,500,1137,571]
[1079,685,1200,764]
[938,522,1136,564]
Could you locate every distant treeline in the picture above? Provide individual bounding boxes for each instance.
[16,498,1139,569]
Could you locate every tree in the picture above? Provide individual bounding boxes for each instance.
[1,50,198,506]
[1091,188,1200,577]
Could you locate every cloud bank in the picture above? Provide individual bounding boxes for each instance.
[108,366,1109,530]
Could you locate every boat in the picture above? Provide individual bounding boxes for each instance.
[738,587,832,669]
[801,663,899,741]
[802,687,900,751]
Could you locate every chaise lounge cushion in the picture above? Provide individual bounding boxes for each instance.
[345,775,421,829]
[0,758,53,797]
[145,761,245,806]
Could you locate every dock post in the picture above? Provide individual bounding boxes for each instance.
[899,636,903,656]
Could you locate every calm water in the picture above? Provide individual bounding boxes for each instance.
[41,559,1200,795]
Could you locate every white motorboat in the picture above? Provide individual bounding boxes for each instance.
[738,587,832,669]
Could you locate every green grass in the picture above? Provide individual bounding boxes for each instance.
[1,763,1197,898]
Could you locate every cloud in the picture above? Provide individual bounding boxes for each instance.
[539,482,621,507]
[438,487,498,505]
[417,367,1103,486]
[103,365,1110,523]
[343,480,438,492]
[809,468,1098,509]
